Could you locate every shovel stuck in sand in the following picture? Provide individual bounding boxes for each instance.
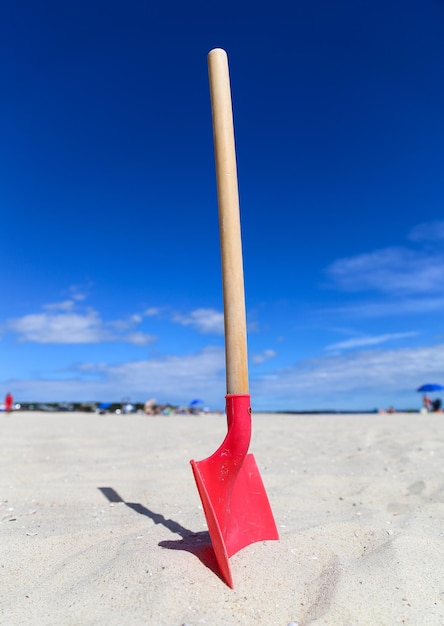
[190,48,279,589]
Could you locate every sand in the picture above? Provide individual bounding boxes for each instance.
[1,410,444,625]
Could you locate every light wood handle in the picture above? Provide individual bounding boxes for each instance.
[208,48,249,395]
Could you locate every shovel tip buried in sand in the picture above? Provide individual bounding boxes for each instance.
[190,49,278,588]
[190,395,278,588]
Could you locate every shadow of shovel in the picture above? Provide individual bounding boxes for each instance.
[98,487,222,580]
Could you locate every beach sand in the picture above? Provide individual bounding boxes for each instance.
[1,410,443,625]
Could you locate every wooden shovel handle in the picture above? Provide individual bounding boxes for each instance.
[208,48,249,395]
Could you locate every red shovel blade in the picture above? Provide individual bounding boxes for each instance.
[190,394,278,588]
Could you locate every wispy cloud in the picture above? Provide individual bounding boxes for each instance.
[144,307,164,317]
[325,331,418,352]
[323,222,444,320]
[251,343,444,410]
[43,300,77,312]
[4,300,156,345]
[8,346,226,405]
[6,309,106,344]
[3,298,226,345]
[325,296,444,318]
[8,342,444,410]
[173,308,225,334]
[409,221,444,242]
[251,349,277,365]
[326,247,444,295]
[65,285,89,302]
[124,332,156,346]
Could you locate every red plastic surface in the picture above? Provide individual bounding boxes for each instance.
[190,394,279,588]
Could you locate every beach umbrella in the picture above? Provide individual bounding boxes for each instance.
[417,383,444,392]
[190,398,203,406]
[190,49,278,589]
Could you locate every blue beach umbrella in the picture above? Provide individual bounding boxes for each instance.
[190,399,204,406]
[417,383,444,393]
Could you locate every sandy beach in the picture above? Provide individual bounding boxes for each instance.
[1,410,443,625]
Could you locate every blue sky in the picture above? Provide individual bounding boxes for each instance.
[2,0,444,411]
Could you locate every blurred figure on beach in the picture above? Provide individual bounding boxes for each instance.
[422,394,432,411]
[432,397,442,412]
[144,399,156,415]
[5,392,13,413]
[421,394,442,412]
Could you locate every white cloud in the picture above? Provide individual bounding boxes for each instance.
[251,349,277,364]
[326,296,444,318]
[43,300,76,312]
[107,316,141,333]
[6,310,108,344]
[325,331,418,352]
[326,247,444,294]
[173,308,225,334]
[7,347,226,406]
[144,307,163,317]
[66,285,89,301]
[8,342,444,411]
[409,221,444,242]
[5,301,156,345]
[103,346,224,391]
[125,332,156,346]
[250,343,444,410]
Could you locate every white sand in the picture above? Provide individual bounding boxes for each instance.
[1,410,444,625]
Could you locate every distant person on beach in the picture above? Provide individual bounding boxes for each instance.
[4,393,13,413]
[431,398,442,412]
[422,394,432,412]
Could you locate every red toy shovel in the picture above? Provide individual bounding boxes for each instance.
[190,48,279,589]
